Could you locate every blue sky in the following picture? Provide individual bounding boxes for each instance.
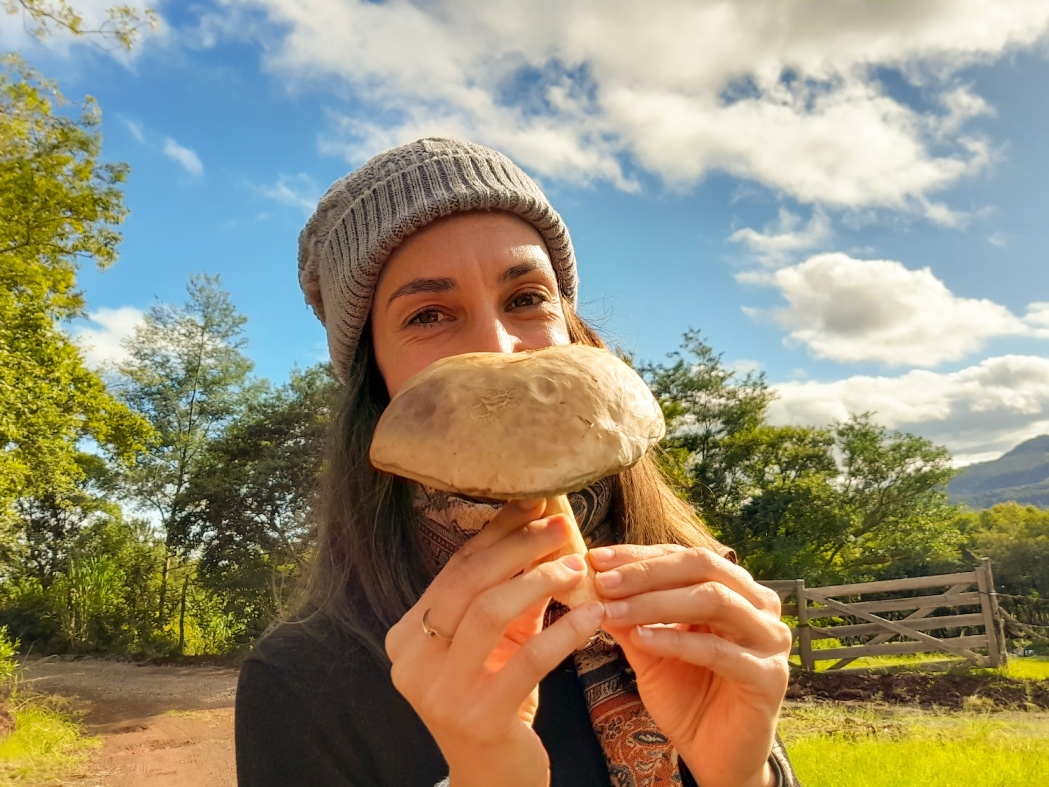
[5,0,1049,465]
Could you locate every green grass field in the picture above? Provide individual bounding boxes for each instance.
[793,650,1049,680]
[0,698,99,786]
[780,702,1049,787]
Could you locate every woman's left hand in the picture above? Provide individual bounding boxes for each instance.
[590,544,792,787]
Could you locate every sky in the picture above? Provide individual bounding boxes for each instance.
[4,0,1049,466]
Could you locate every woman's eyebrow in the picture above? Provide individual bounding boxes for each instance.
[386,277,456,309]
[499,261,542,283]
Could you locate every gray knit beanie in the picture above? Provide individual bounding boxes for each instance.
[298,137,579,385]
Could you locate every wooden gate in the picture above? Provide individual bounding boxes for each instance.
[761,558,1007,671]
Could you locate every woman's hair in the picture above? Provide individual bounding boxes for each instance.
[291,304,721,662]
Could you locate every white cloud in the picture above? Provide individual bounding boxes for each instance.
[730,359,763,376]
[122,117,145,141]
[1025,303,1049,335]
[988,231,1009,247]
[768,355,1049,465]
[741,253,1044,366]
[73,307,146,369]
[254,173,321,216]
[163,137,204,177]
[729,208,831,266]
[215,0,1049,216]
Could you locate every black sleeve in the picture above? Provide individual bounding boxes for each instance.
[235,660,376,787]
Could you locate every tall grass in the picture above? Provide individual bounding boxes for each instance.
[780,704,1049,787]
[0,698,100,785]
[0,628,98,785]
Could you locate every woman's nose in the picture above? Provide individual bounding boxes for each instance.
[469,316,521,354]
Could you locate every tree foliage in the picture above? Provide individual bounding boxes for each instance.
[0,55,151,524]
[645,331,962,584]
[175,364,337,641]
[115,274,260,623]
[963,503,1049,599]
[2,0,157,51]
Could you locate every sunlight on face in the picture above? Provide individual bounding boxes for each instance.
[370,211,571,397]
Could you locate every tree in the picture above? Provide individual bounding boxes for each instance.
[174,364,337,641]
[14,453,121,585]
[0,55,151,528]
[641,330,773,524]
[116,274,260,625]
[966,503,1049,599]
[3,0,157,51]
[643,333,963,583]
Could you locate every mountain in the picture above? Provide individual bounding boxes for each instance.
[948,435,1049,509]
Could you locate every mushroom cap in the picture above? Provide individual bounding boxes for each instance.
[369,344,666,499]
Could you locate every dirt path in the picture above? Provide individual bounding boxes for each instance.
[20,656,240,787]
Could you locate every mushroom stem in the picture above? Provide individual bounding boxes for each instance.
[540,494,597,608]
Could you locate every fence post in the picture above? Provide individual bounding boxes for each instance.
[979,557,1008,667]
[795,579,814,672]
[975,557,1004,668]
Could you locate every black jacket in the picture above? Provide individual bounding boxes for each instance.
[236,621,798,786]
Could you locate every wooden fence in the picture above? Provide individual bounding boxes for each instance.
[760,557,1008,671]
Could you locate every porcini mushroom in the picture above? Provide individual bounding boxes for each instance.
[369,344,666,608]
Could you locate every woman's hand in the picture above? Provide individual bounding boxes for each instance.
[385,500,605,787]
[590,544,792,787]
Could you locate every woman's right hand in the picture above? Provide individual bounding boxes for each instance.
[384,499,605,787]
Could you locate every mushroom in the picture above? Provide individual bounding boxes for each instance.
[370,344,666,608]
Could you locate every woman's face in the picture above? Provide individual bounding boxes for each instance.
[370,211,571,397]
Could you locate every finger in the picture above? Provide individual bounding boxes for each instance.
[444,554,591,682]
[588,543,683,570]
[458,498,546,555]
[629,626,790,695]
[603,584,789,648]
[491,600,605,715]
[593,546,781,615]
[388,513,575,659]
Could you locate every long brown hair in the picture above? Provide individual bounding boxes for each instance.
[292,305,720,662]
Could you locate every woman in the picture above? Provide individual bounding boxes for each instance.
[236,138,799,787]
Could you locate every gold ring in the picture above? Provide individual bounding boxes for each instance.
[421,608,453,641]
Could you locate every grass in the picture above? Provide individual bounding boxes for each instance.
[780,703,1049,787]
[0,697,100,786]
[995,656,1049,681]
[792,647,1049,680]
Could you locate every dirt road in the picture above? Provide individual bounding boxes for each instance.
[21,656,240,787]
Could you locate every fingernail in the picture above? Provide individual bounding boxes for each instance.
[595,570,622,590]
[605,600,628,619]
[635,625,653,639]
[580,601,604,622]
[589,546,615,563]
[563,554,586,571]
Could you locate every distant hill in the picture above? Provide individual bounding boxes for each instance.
[949,435,1049,509]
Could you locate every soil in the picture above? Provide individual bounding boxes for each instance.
[786,670,1049,710]
[19,655,240,787]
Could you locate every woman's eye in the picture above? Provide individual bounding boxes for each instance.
[408,309,443,327]
[510,292,546,309]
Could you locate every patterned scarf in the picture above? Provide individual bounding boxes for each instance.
[413,482,681,787]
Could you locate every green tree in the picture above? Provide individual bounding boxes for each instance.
[643,333,963,583]
[14,453,121,585]
[3,0,157,51]
[966,503,1049,599]
[641,330,773,524]
[116,274,260,627]
[174,364,337,642]
[0,55,151,528]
